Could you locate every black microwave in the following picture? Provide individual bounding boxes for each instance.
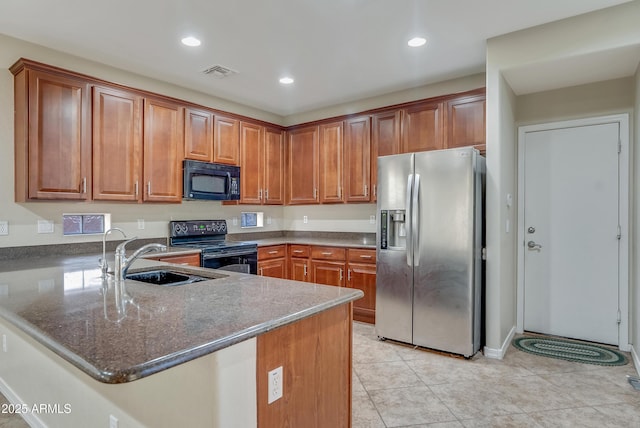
[183,160,240,201]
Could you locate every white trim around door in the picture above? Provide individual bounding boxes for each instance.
[516,114,630,352]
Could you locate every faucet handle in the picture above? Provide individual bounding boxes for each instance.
[116,236,139,253]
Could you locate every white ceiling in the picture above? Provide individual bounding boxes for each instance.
[0,0,633,116]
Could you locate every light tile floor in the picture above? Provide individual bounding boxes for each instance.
[2,322,639,427]
[352,321,640,428]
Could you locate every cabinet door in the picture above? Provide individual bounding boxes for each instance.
[239,122,263,204]
[92,86,143,201]
[287,126,319,204]
[184,107,213,162]
[311,260,346,287]
[445,95,486,149]
[214,115,240,165]
[26,70,91,200]
[348,262,376,324]
[290,258,310,282]
[258,258,287,278]
[143,98,183,202]
[371,110,402,202]
[263,127,285,205]
[344,116,371,202]
[319,121,344,203]
[401,101,444,153]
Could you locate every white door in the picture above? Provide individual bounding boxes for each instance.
[522,122,620,345]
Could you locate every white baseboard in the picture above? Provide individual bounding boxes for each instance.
[631,345,640,377]
[483,326,516,360]
[0,377,46,428]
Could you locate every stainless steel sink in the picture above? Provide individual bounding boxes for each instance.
[125,267,227,286]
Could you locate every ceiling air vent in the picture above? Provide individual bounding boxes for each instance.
[201,65,238,78]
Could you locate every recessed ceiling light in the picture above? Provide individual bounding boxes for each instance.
[279,77,294,85]
[181,36,201,47]
[407,37,427,48]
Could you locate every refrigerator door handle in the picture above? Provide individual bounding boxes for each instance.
[406,174,413,267]
[413,173,420,266]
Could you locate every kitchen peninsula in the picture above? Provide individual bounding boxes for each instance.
[0,253,362,427]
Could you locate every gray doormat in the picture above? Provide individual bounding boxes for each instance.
[512,336,628,366]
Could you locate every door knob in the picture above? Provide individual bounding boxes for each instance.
[527,240,542,250]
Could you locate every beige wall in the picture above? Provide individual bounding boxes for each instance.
[486,0,640,357]
[634,64,640,360]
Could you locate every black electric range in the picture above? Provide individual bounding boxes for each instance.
[169,220,257,274]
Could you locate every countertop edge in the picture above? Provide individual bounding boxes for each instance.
[0,288,363,384]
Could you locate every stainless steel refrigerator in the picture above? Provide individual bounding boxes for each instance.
[375,147,485,357]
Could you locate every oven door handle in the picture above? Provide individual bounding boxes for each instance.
[202,249,257,260]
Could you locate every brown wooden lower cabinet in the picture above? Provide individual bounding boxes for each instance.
[258,245,287,278]
[257,303,352,428]
[145,252,200,267]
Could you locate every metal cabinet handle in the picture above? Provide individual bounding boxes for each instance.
[527,241,542,250]
[265,189,269,200]
[81,177,87,194]
[347,268,352,281]
[303,264,307,276]
[313,187,317,199]
[339,268,343,281]
[147,181,151,196]
[268,250,278,254]
[259,189,262,200]
[364,184,368,197]
[373,184,377,198]
[321,252,333,256]
[293,250,304,254]
[134,181,139,197]
[359,255,372,259]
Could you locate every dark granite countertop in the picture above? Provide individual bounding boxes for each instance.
[0,254,362,384]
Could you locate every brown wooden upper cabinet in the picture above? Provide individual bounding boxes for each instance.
[445,94,486,150]
[287,125,320,205]
[371,110,402,202]
[344,115,371,203]
[263,127,285,204]
[239,123,285,205]
[213,115,240,165]
[92,85,143,201]
[184,107,214,162]
[12,64,91,201]
[401,101,445,153]
[143,98,184,202]
[319,121,344,203]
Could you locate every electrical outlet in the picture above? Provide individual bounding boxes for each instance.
[0,221,8,235]
[37,220,54,234]
[268,366,283,404]
[137,219,145,230]
[303,216,308,224]
[369,215,376,224]
[2,334,7,353]
[109,414,119,428]
[266,216,272,225]
[232,217,238,226]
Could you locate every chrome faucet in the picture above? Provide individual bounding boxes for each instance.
[114,238,167,281]
[100,227,127,277]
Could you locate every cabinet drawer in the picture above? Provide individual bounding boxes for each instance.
[258,245,287,260]
[311,246,346,261]
[348,248,376,264]
[289,244,310,258]
[147,253,201,267]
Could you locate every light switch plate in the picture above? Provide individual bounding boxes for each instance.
[0,221,8,235]
[37,220,54,234]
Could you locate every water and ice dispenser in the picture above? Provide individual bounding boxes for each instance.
[380,210,407,250]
